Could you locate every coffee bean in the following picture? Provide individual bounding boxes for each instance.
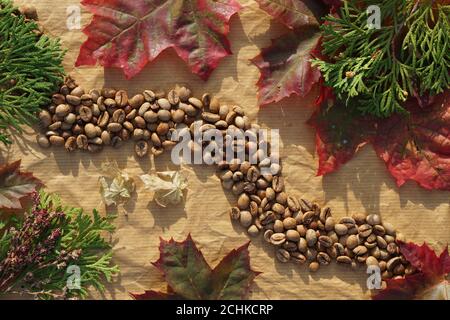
[334,224,348,236]
[273,220,283,233]
[272,203,285,215]
[324,217,335,232]
[47,135,63,146]
[202,112,220,123]
[63,136,76,151]
[318,235,333,248]
[386,242,398,255]
[283,217,296,230]
[340,217,355,228]
[386,257,402,272]
[81,94,93,106]
[36,133,50,148]
[247,225,259,237]
[156,122,169,135]
[239,210,252,228]
[237,193,250,210]
[372,225,385,237]
[366,256,379,267]
[55,104,71,117]
[319,207,331,223]
[366,214,381,225]
[337,256,352,264]
[272,176,284,192]
[353,245,368,256]
[309,261,320,272]
[317,252,331,265]
[286,229,300,242]
[270,233,286,246]
[112,90,127,107]
[188,97,203,109]
[306,229,317,247]
[66,95,81,106]
[104,98,116,108]
[346,234,359,249]
[276,248,290,263]
[358,224,372,237]
[70,86,84,97]
[39,110,52,128]
[263,229,274,243]
[105,122,121,133]
[225,111,237,125]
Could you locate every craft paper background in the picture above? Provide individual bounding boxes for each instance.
[1,0,449,299]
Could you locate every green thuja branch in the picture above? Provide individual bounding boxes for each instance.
[312,0,450,117]
[0,0,64,144]
[0,191,119,299]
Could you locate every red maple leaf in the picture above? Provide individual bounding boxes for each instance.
[130,234,260,300]
[373,242,450,300]
[0,160,43,212]
[76,0,242,80]
[308,91,450,191]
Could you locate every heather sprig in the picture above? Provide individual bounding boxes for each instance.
[0,191,118,299]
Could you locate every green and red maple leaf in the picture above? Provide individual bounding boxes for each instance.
[130,235,260,300]
[76,0,242,80]
[373,242,449,300]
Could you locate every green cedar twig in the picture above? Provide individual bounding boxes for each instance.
[312,0,450,117]
[0,0,64,144]
[0,191,119,300]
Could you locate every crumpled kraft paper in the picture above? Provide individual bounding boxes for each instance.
[1,0,449,300]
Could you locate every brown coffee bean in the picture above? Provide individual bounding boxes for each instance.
[246,166,260,183]
[353,245,368,256]
[386,242,398,255]
[66,95,81,106]
[276,248,290,263]
[270,233,286,246]
[275,192,288,205]
[47,121,61,131]
[306,229,317,247]
[358,224,372,237]
[100,131,110,145]
[334,242,346,256]
[309,261,320,272]
[225,111,237,125]
[366,214,381,225]
[337,256,352,264]
[273,220,283,233]
[107,123,122,133]
[128,94,144,108]
[283,217,297,230]
[52,93,65,105]
[75,134,87,149]
[229,207,240,220]
[272,203,285,215]
[55,104,71,117]
[36,134,50,148]
[70,86,84,97]
[179,102,197,116]
[346,234,359,249]
[317,252,331,265]
[135,140,149,157]
[77,106,92,122]
[119,128,130,141]
[104,98,116,108]
[143,90,156,102]
[83,123,96,138]
[373,225,386,236]
[335,224,348,236]
[80,94,93,106]
[272,176,284,192]
[64,136,76,152]
[187,97,202,109]
[286,229,300,242]
[386,257,402,272]
[156,122,169,135]
[318,235,333,248]
[123,121,134,132]
[340,217,356,228]
[238,210,252,228]
[114,90,128,107]
[202,112,220,123]
[176,86,191,102]
[154,98,170,111]
[366,256,379,267]
[237,193,250,210]
[97,111,110,128]
[324,217,335,232]
[209,96,220,113]
[302,211,315,225]
[133,116,146,129]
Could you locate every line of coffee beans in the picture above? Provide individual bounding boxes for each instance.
[37,76,415,284]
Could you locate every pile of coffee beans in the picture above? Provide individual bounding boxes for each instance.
[37,76,414,283]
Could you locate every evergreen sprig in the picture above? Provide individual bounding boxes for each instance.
[0,0,64,144]
[312,0,450,117]
[0,191,119,299]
